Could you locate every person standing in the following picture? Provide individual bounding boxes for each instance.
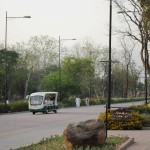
[85,97,89,106]
[6,100,9,105]
[75,96,81,108]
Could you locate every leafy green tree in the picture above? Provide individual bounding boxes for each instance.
[0,45,6,100]
[41,56,94,99]
[41,71,59,92]
[12,35,58,99]
[0,49,19,100]
[62,57,93,97]
[10,68,27,98]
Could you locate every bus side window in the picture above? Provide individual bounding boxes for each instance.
[52,96,55,104]
[45,95,51,101]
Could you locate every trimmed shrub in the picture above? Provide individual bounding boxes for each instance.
[111,97,150,103]
[9,100,28,112]
[0,103,11,113]
[141,113,150,127]
[128,104,150,114]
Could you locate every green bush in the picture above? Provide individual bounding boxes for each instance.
[61,98,102,107]
[0,97,149,114]
[0,103,11,113]
[61,100,75,107]
[111,97,150,103]
[10,100,28,112]
[88,98,102,105]
[128,104,150,114]
[141,113,150,127]
[57,101,64,108]
[127,103,150,127]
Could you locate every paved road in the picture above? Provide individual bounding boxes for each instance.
[0,101,146,150]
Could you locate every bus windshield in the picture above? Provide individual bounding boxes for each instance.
[30,95,43,105]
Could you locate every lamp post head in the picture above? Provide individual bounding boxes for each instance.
[60,38,76,41]
[23,16,31,18]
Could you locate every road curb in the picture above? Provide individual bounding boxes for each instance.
[116,137,134,150]
[142,127,150,130]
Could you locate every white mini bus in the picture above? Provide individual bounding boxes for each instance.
[28,92,59,114]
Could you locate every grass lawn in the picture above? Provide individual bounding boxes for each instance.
[14,135,129,150]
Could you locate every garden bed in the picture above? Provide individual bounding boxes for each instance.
[13,135,129,150]
[99,108,144,130]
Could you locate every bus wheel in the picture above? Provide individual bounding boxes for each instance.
[45,109,48,114]
[54,110,57,113]
[32,112,35,115]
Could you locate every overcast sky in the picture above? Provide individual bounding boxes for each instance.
[0,0,120,46]
[0,0,143,69]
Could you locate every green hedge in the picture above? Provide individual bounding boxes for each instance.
[111,97,150,103]
[0,97,149,114]
[0,100,28,113]
[0,103,11,113]
[10,100,28,112]
[128,103,150,114]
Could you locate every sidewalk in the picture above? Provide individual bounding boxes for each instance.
[108,129,150,150]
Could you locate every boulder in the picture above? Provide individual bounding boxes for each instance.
[63,119,106,149]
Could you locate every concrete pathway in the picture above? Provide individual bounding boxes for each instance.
[108,129,150,150]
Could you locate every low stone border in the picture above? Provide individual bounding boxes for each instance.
[116,137,134,150]
[142,127,150,130]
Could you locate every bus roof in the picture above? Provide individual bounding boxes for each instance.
[30,92,58,96]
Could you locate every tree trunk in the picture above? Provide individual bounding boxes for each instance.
[24,69,32,100]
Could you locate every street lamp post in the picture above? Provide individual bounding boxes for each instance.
[58,36,76,101]
[4,11,31,111]
[90,50,92,102]
[105,0,112,138]
[108,0,112,110]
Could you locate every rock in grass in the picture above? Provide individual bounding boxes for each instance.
[63,119,106,149]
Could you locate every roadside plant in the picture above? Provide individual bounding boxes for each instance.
[99,110,144,130]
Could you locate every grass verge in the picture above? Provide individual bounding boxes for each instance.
[13,135,129,150]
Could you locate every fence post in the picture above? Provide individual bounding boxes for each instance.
[105,102,108,138]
